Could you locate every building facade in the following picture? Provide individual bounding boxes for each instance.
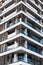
[0,0,43,65]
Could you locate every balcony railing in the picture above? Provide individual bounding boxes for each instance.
[7,44,16,51]
[6,41,42,55]
[18,56,32,64]
[8,32,16,39]
[26,12,39,23]
[29,0,42,10]
[1,25,42,44]
[1,11,16,22]
[24,20,41,33]
[19,42,42,55]
[20,29,41,43]
[32,35,41,43]
[7,21,15,28]
[30,0,35,4]
[0,39,42,56]
[1,21,42,44]
[7,56,41,65]
[2,3,15,14]
[26,2,37,13]
[2,18,41,34]
[7,56,32,64]
[2,0,12,7]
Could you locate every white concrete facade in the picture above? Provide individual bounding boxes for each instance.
[0,0,43,65]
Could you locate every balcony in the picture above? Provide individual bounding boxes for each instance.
[0,38,42,56]
[38,0,43,5]
[7,43,18,51]
[0,20,42,44]
[20,29,41,43]
[18,56,32,64]
[6,41,42,55]
[32,35,41,43]
[29,0,42,10]
[7,44,15,51]
[2,0,12,7]
[2,3,15,15]
[7,56,32,65]
[30,0,35,4]
[22,18,42,34]
[26,12,39,23]
[36,28,41,33]
[1,19,41,35]
[1,11,16,23]
[8,22,15,28]
[26,2,37,13]
[7,55,41,65]
[8,31,16,39]
[19,42,42,55]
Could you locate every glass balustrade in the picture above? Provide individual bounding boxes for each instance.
[7,56,32,64]
[36,28,41,33]
[7,55,41,65]
[27,44,37,52]
[27,57,32,64]
[26,21,33,28]
[18,56,24,61]
[27,44,42,54]
[24,21,41,33]
[0,41,42,55]
[20,29,27,35]
[18,55,32,64]
[32,35,41,43]
[20,29,41,43]
[19,42,42,55]
[2,19,41,34]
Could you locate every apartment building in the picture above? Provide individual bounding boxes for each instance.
[0,0,43,65]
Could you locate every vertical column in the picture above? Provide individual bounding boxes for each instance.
[24,54,27,62]
[15,29,17,35]
[38,4,41,9]
[40,20,42,25]
[41,28,42,33]
[15,28,19,34]
[5,22,7,29]
[9,54,12,64]
[15,18,18,24]
[3,44,6,52]
[1,45,3,53]
[15,29,17,34]
[40,39,43,44]
[25,28,27,35]
[14,41,18,48]
[24,40,27,48]
[13,53,17,62]
[25,18,27,24]
[2,57,4,65]
[1,44,7,53]
[19,18,22,22]
[5,56,7,65]
[41,50,43,55]
[0,59,1,65]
